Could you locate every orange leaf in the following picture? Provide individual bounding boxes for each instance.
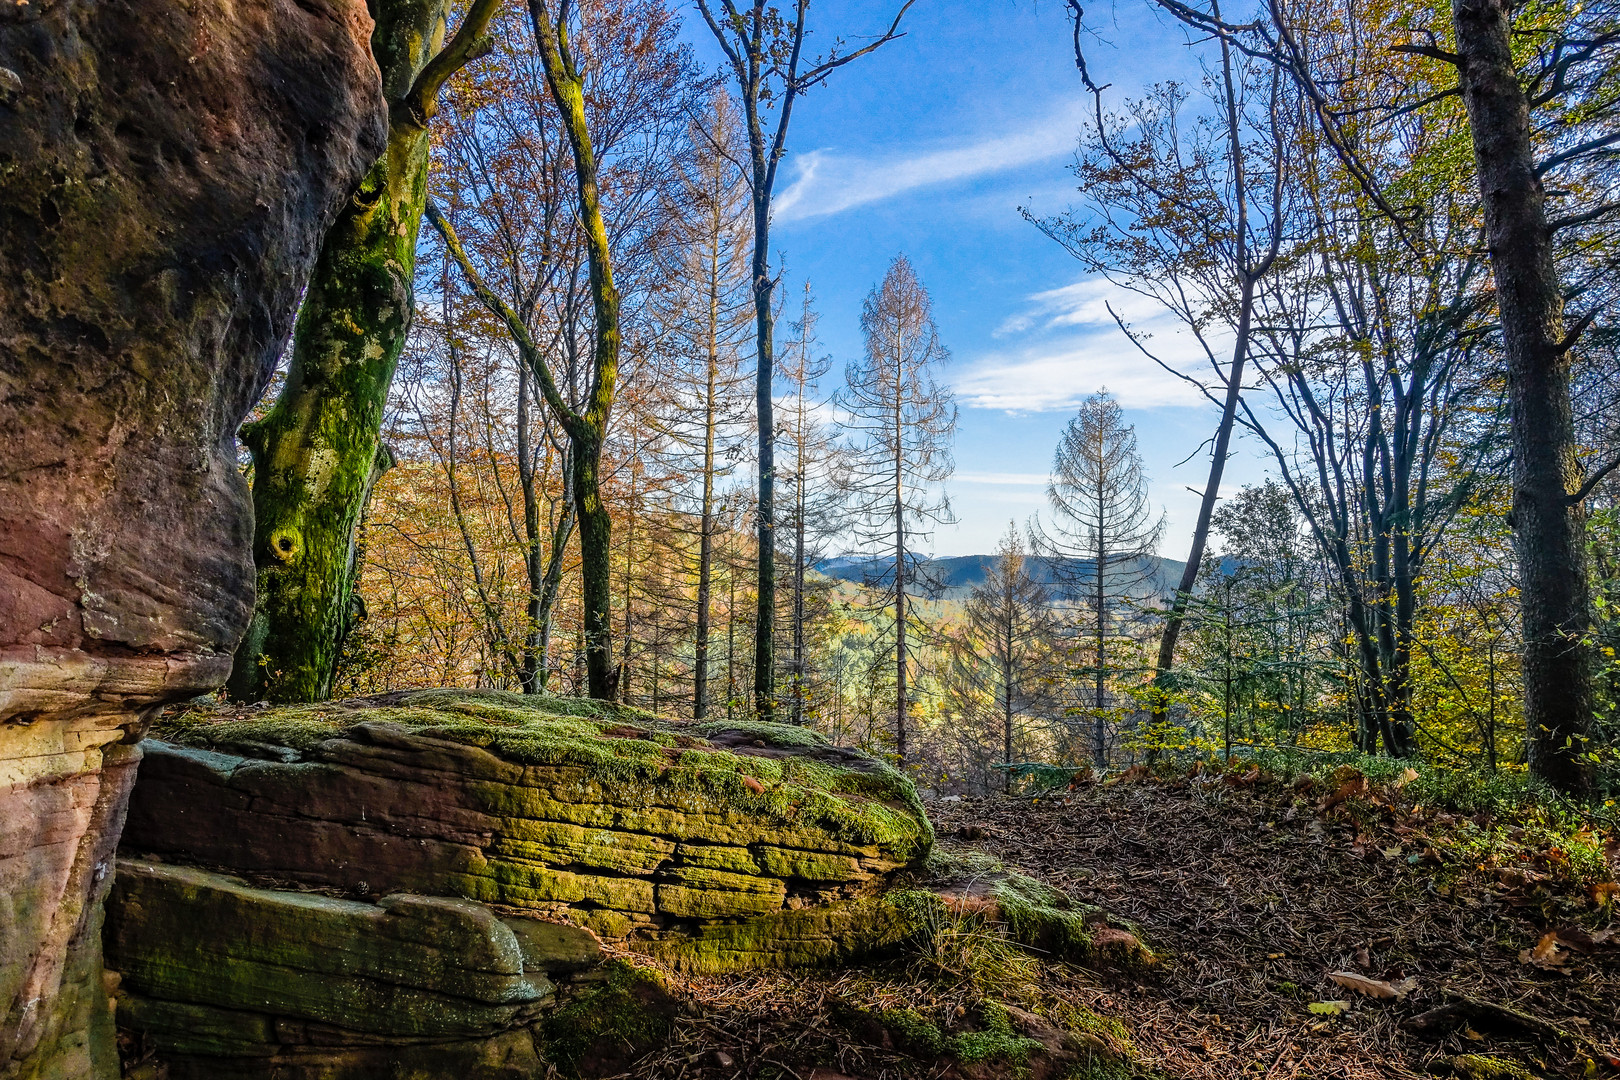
[1519,931,1572,968]
[1319,777,1368,812]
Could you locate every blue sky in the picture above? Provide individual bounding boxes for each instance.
[682,0,1274,557]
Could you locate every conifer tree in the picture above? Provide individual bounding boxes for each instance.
[1035,390,1163,767]
[953,524,1062,791]
[840,256,957,765]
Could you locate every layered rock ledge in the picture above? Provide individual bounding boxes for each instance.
[107,690,935,1075]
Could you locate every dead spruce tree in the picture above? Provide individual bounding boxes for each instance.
[1035,390,1163,768]
[779,282,845,725]
[840,256,957,766]
[647,90,755,718]
[1040,1,1287,721]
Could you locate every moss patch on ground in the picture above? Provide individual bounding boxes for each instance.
[154,689,933,860]
[882,1001,1045,1064]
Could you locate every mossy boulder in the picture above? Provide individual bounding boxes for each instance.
[105,860,558,1044]
[924,858,1157,971]
[122,690,931,955]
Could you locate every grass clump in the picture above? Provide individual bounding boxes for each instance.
[880,1002,1045,1069]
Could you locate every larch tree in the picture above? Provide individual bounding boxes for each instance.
[695,0,916,719]
[841,255,957,766]
[1041,0,1287,720]
[230,0,501,703]
[779,282,843,725]
[648,90,755,719]
[1035,390,1163,768]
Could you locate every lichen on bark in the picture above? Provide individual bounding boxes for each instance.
[231,0,498,704]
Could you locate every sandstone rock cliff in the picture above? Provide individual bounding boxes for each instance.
[0,0,385,1074]
[108,690,935,1077]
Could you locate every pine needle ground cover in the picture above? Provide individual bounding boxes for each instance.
[575,764,1616,1080]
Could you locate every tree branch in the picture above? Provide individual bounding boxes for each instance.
[402,0,503,130]
[794,0,919,91]
[1570,451,1620,505]
[426,200,584,437]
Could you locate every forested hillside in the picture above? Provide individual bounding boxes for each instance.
[202,0,1620,803]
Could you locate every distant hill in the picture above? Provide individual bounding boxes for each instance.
[815,553,1204,602]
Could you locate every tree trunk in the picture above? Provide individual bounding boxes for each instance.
[231,121,426,702]
[230,0,494,704]
[574,428,616,699]
[794,479,808,726]
[894,389,909,765]
[1453,0,1593,792]
[1003,612,1015,794]
[1094,549,1107,768]
[1152,22,1260,715]
[534,450,575,691]
[518,365,545,692]
[1155,277,1251,701]
[752,212,778,719]
[695,251,720,719]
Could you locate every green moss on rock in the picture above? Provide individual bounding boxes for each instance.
[634,894,925,973]
[105,860,553,1040]
[993,874,1094,960]
[1449,1055,1538,1080]
[539,961,677,1078]
[151,690,933,862]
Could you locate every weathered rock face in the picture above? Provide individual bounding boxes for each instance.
[0,0,386,1074]
[109,691,934,1076]
[107,860,577,1079]
[123,691,932,949]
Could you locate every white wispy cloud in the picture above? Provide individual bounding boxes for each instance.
[992,278,1170,337]
[773,103,1083,223]
[957,277,1228,412]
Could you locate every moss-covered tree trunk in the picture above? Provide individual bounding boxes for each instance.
[229,0,497,703]
[526,0,621,699]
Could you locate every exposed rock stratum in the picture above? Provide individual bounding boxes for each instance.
[108,690,936,1077]
[0,0,385,1075]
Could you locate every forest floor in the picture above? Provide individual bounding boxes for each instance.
[610,767,1620,1080]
